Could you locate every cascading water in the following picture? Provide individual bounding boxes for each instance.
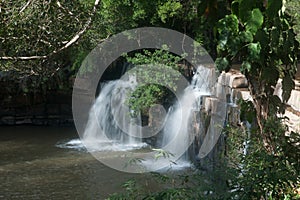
[59,64,218,172]
[161,66,212,162]
[82,75,147,151]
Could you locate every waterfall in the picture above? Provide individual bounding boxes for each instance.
[78,64,217,171]
[161,66,212,162]
[82,77,146,152]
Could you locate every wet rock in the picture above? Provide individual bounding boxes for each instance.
[32,116,48,125]
[16,117,32,125]
[46,92,72,104]
[0,107,15,117]
[46,104,60,115]
[13,94,32,107]
[60,104,72,115]
[229,75,248,88]
[288,90,300,111]
[31,104,46,116]
[1,116,15,125]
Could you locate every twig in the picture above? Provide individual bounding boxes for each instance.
[20,0,32,13]
[0,0,101,61]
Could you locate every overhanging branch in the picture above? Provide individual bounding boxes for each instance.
[0,0,101,61]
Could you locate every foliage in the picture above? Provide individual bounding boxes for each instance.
[216,0,299,151]
[214,1,300,195]
[0,0,228,95]
[120,172,219,199]
[107,120,300,200]
[1,0,298,95]
[286,0,300,43]
[0,0,96,94]
[124,48,183,115]
[107,177,194,200]
[1,1,299,198]
[225,118,300,199]
[0,0,93,58]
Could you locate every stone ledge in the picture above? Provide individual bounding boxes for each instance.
[288,90,300,111]
[284,110,300,133]
[295,80,300,91]
[0,115,74,126]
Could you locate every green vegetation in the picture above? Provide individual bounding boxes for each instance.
[215,0,299,152]
[107,118,300,199]
[1,0,298,93]
[1,0,300,199]
[124,48,183,115]
[286,0,300,43]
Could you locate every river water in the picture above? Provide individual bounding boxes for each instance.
[0,126,161,199]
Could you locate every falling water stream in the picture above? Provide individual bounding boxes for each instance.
[161,66,212,161]
[82,78,147,152]
[1,66,226,198]
[68,65,214,171]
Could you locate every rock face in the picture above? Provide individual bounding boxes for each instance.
[0,91,73,126]
[187,71,248,169]
[189,68,300,169]
[273,79,300,133]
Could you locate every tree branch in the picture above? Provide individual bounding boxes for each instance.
[20,0,32,13]
[0,55,48,60]
[0,0,101,61]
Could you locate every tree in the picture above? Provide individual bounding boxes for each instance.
[0,0,102,94]
[215,0,299,152]
[0,0,99,60]
[0,0,227,93]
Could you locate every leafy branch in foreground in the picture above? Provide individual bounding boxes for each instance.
[216,0,299,152]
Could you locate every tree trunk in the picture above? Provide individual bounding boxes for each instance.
[247,75,275,153]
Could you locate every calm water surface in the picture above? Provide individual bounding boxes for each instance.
[0,126,152,199]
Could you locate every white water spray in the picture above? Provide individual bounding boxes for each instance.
[82,77,146,151]
[64,65,216,171]
[161,66,212,161]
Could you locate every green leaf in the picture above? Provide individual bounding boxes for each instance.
[266,0,282,19]
[239,0,255,23]
[241,61,251,73]
[227,37,241,56]
[23,87,29,93]
[255,28,269,50]
[231,0,239,16]
[217,14,239,52]
[157,1,182,23]
[215,57,230,72]
[248,43,261,60]
[270,27,280,51]
[270,95,282,107]
[217,14,239,34]
[261,66,279,85]
[282,74,295,102]
[239,30,253,43]
[245,8,264,35]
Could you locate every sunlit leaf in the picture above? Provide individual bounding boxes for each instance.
[245,8,264,35]
[248,42,261,60]
[215,57,229,72]
[239,30,253,43]
[241,61,251,73]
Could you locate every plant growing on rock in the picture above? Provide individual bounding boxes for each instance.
[124,48,184,116]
